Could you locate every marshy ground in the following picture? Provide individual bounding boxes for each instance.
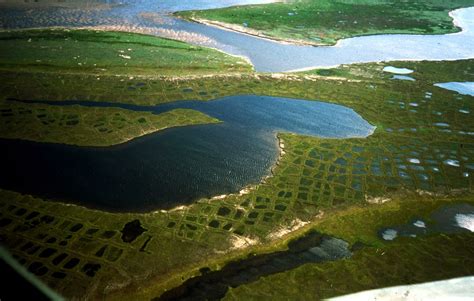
[1,2,474,299]
[176,0,474,45]
[0,48,473,299]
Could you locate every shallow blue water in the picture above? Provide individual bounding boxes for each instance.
[391,75,415,81]
[1,1,473,72]
[434,82,474,96]
[382,66,414,74]
[0,95,374,211]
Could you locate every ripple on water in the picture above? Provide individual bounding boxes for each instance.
[0,95,374,211]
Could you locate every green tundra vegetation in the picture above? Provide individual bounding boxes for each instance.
[176,0,474,45]
[0,29,244,147]
[225,230,474,300]
[0,18,474,301]
[0,57,473,300]
[0,101,219,146]
[0,29,253,76]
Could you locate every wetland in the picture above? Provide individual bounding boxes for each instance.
[0,96,374,211]
[0,57,473,300]
[1,1,474,71]
[1,0,474,300]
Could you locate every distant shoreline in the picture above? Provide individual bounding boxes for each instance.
[174,6,467,48]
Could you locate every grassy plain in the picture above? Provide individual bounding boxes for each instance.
[0,29,246,146]
[224,192,474,300]
[0,58,473,299]
[176,0,474,45]
[2,189,473,300]
[0,101,219,146]
[225,231,474,300]
[1,19,474,301]
[0,29,253,76]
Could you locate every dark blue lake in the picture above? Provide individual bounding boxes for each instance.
[0,95,374,211]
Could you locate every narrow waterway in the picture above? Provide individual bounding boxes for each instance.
[156,231,351,301]
[1,1,473,72]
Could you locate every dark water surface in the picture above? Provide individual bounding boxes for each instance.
[156,231,351,301]
[0,95,374,211]
[379,203,474,241]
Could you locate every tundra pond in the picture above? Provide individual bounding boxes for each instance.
[1,0,474,298]
[0,59,473,300]
[0,95,374,211]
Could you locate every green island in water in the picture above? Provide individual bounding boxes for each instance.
[0,0,474,300]
[176,0,474,45]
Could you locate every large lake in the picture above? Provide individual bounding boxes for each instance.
[0,1,473,71]
[0,96,374,211]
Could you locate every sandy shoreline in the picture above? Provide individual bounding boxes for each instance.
[175,6,468,49]
[174,15,324,46]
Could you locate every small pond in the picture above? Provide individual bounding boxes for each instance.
[383,66,414,74]
[434,82,474,96]
[380,203,474,241]
[157,231,351,301]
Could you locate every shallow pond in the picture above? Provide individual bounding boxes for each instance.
[157,231,351,301]
[1,2,473,72]
[434,82,474,96]
[380,203,474,241]
[0,95,374,211]
[391,75,415,81]
[383,66,413,74]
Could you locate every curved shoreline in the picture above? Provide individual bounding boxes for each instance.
[191,133,285,212]
[174,6,474,72]
[2,93,375,214]
[1,55,473,299]
[2,7,473,72]
[0,26,256,73]
[2,2,474,299]
[174,7,467,48]
[173,14,322,46]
